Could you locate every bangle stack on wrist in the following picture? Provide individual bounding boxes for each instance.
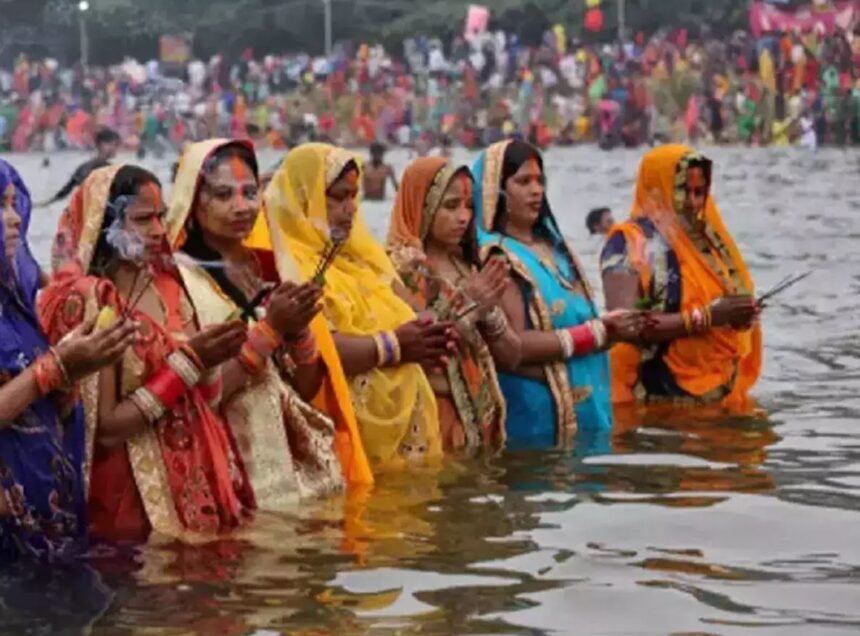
[555,319,607,359]
[33,348,72,396]
[130,348,204,424]
[238,320,284,377]
[478,307,508,343]
[373,331,402,367]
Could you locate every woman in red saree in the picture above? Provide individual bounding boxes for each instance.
[38,165,255,542]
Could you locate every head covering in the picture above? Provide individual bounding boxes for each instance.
[471,141,612,444]
[385,157,506,450]
[0,160,87,560]
[168,139,372,488]
[608,144,761,405]
[50,165,123,275]
[386,156,461,250]
[40,166,251,541]
[248,143,441,471]
[0,161,40,300]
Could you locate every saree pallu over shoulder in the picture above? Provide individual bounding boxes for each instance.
[385,157,506,451]
[251,143,441,472]
[472,142,613,446]
[38,166,253,542]
[39,273,252,542]
[178,264,343,506]
[180,140,373,487]
[604,144,761,407]
[0,159,87,561]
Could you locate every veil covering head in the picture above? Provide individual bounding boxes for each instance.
[251,143,442,471]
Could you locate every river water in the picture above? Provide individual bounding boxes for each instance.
[2,146,859,635]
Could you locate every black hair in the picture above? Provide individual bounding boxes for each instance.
[95,128,121,146]
[491,140,553,243]
[181,142,261,314]
[586,207,611,235]
[90,165,161,274]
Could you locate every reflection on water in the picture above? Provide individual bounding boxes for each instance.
[2,147,859,635]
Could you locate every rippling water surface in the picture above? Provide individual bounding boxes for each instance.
[2,146,859,635]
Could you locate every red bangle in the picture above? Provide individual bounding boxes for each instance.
[290,331,320,366]
[239,341,268,377]
[33,351,67,396]
[567,324,597,355]
[145,365,188,411]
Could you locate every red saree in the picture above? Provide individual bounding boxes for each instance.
[38,166,254,542]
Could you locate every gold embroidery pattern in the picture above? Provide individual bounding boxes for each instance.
[179,264,343,509]
[78,288,186,540]
[324,148,358,189]
[420,164,460,242]
[484,244,579,440]
[480,141,510,233]
[76,166,123,271]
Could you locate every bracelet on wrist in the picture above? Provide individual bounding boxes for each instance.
[373,331,401,367]
[478,307,508,343]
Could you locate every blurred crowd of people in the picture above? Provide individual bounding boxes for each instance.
[1,21,858,154]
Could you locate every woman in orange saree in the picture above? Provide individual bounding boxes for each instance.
[38,165,255,542]
[600,144,761,408]
[386,157,516,451]
[167,138,371,504]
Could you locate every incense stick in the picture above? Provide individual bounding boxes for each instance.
[758,271,811,305]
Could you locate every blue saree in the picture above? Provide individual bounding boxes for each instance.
[472,142,612,452]
[0,159,86,562]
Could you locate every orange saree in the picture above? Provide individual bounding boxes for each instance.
[602,145,762,408]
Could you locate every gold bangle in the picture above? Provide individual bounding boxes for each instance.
[167,350,202,388]
[555,329,574,358]
[681,309,692,334]
[129,387,166,425]
[388,331,402,365]
[372,333,387,366]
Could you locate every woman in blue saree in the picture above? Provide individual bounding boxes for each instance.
[0,159,135,561]
[472,140,644,451]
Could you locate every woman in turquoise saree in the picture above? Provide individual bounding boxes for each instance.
[472,140,643,450]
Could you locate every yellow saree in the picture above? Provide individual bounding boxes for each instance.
[246,143,441,471]
[167,139,359,506]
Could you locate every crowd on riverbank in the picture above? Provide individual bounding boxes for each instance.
[1,22,858,154]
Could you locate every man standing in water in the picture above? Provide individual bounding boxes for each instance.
[38,128,121,206]
[363,142,398,201]
[586,207,615,236]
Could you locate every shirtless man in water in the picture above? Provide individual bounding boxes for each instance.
[363,143,398,201]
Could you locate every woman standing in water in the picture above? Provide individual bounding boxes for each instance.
[0,160,136,560]
[167,139,371,506]
[386,157,518,452]
[472,140,643,449]
[601,145,761,407]
[248,144,455,472]
[39,165,255,542]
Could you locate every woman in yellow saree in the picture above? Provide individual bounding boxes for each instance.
[600,144,761,408]
[247,143,454,472]
[167,139,371,508]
